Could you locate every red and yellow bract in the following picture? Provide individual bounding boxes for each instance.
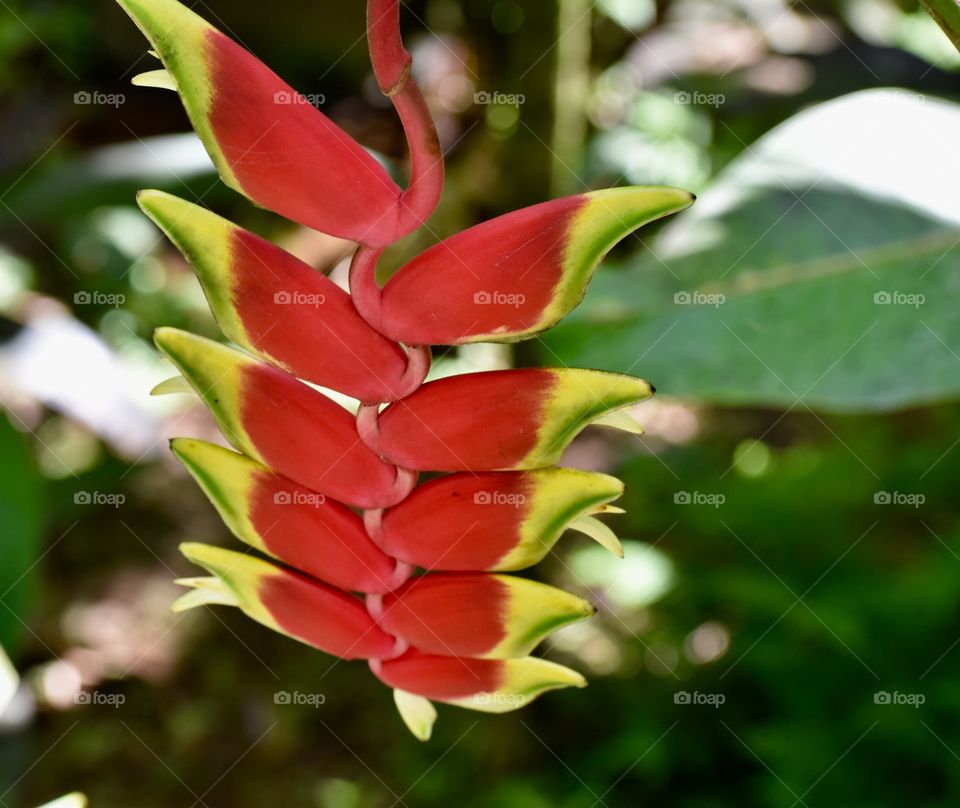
[119,0,693,740]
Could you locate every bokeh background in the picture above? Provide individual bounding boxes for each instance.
[1,0,960,805]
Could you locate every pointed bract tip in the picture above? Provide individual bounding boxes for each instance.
[137,189,198,230]
[131,68,176,90]
[152,325,178,349]
[136,187,164,208]
[569,515,624,558]
[179,541,257,577]
[591,408,645,435]
[394,689,437,742]
[170,573,239,612]
[150,375,193,396]
[169,437,218,466]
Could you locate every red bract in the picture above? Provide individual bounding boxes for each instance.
[140,191,427,403]
[354,188,693,345]
[171,439,409,594]
[176,544,399,659]
[153,329,414,509]
[117,0,430,245]
[372,651,587,712]
[372,469,625,570]
[378,573,594,658]
[362,368,654,471]
[121,0,692,740]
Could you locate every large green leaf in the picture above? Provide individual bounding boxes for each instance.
[542,90,960,412]
[0,412,45,655]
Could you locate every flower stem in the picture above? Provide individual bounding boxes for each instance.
[367,0,444,234]
[349,244,384,326]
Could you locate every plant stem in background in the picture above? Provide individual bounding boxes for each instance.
[551,0,592,196]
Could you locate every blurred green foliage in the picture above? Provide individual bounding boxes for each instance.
[0,0,959,806]
[545,91,960,411]
[921,0,960,49]
[0,414,45,654]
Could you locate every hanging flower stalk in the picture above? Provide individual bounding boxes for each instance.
[119,0,693,740]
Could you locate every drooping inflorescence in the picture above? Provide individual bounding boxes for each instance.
[119,0,693,739]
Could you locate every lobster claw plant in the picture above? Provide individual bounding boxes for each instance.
[120,0,693,740]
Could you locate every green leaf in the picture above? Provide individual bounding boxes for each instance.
[920,0,960,51]
[541,90,960,413]
[0,411,45,655]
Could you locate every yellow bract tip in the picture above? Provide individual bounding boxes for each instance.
[570,515,624,558]
[393,689,437,741]
[449,657,587,713]
[150,375,193,396]
[131,68,176,90]
[592,408,645,435]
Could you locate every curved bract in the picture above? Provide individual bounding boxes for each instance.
[121,0,692,741]
[171,439,406,594]
[372,651,587,712]
[371,187,694,345]
[379,573,594,658]
[139,191,424,403]
[178,543,398,659]
[377,468,624,570]
[370,368,653,471]
[117,0,406,245]
[154,329,412,509]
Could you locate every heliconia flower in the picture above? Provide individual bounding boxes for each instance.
[352,187,694,345]
[175,543,401,660]
[171,438,410,594]
[376,573,594,658]
[362,368,652,472]
[121,0,693,742]
[153,328,415,509]
[373,468,626,570]
[372,650,586,713]
[116,0,411,247]
[137,190,427,403]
